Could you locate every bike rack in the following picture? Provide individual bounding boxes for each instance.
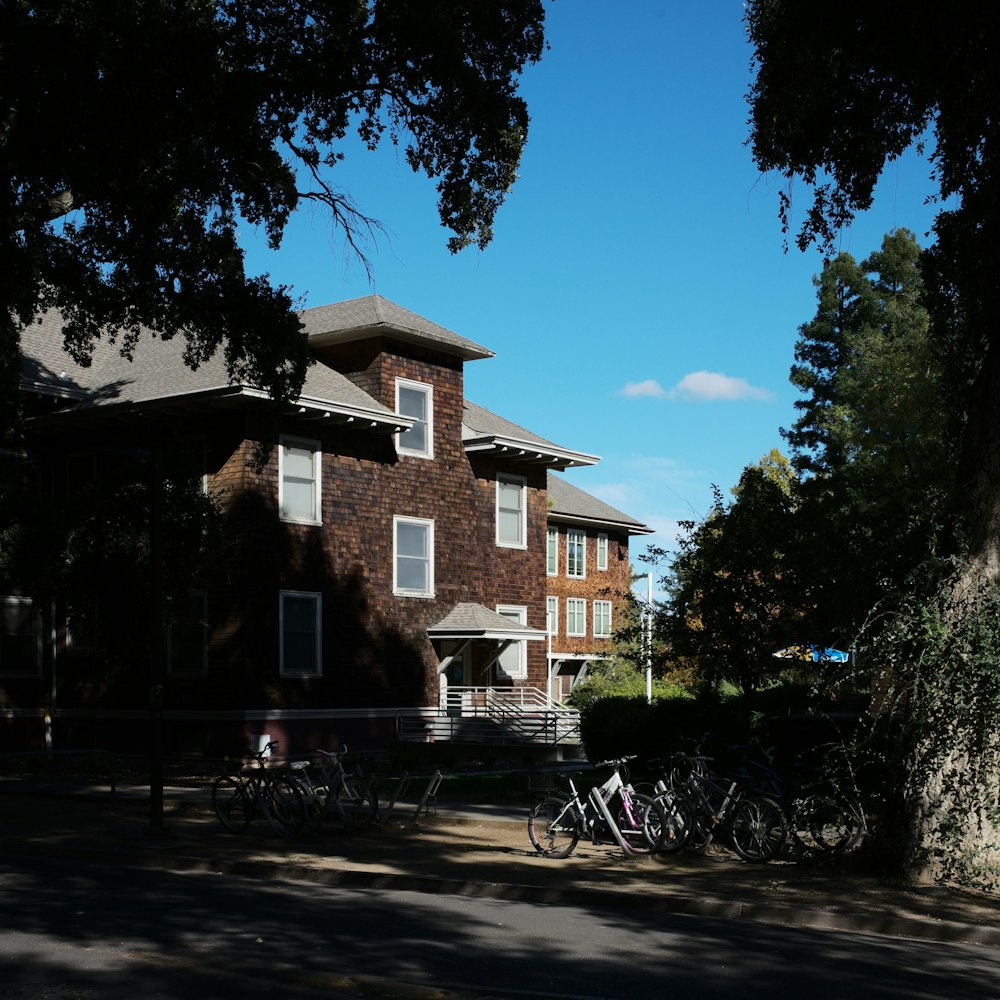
[382,769,443,821]
[588,785,636,855]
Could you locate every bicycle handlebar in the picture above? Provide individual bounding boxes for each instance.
[592,755,636,768]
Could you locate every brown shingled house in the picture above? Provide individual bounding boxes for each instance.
[4,296,651,757]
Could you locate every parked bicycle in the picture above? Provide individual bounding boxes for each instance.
[528,757,665,859]
[730,742,866,854]
[647,750,787,863]
[288,746,379,832]
[212,740,307,836]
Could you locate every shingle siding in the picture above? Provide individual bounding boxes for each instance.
[9,296,649,754]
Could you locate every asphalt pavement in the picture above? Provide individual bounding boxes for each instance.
[3,776,1000,948]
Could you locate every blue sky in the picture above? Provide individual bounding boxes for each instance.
[242,2,943,571]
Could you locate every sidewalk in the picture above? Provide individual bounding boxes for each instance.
[3,779,1000,947]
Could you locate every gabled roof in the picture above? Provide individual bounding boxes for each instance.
[463,401,599,471]
[426,603,547,642]
[300,295,494,362]
[547,473,653,535]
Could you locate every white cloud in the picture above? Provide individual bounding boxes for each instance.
[620,379,667,399]
[668,370,773,402]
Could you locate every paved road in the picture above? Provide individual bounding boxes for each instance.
[3,854,1000,999]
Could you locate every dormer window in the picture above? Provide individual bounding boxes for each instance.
[396,379,433,459]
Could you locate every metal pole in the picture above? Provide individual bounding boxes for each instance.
[148,446,165,834]
[546,613,553,708]
[645,573,653,704]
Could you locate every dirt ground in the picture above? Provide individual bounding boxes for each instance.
[4,781,1000,945]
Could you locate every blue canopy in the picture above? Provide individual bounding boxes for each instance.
[773,645,850,664]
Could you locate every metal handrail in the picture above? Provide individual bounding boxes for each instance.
[397,698,581,746]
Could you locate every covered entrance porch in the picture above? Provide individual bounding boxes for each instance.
[396,603,581,746]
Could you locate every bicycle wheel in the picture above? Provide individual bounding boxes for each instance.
[335,774,379,828]
[650,791,695,853]
[292,776,326,833]
[263,774,306,837]
[212,775,251,833]
[528,796,580,859]
[730,795,787,863]
[794,792,866,852]
[617,792,664,855]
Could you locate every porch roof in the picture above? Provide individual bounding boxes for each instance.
[426,603,547,642]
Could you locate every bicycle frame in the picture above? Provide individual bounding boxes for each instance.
[655,755,744,847]
[213,739,306,836]
[290,745,378,829]
[554,761,646,854]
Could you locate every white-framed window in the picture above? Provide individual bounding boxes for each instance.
[496,474,527,548]
[279,435,321,524]
[0,597,41,677]
[394,516,434,597]
[593,600,613,638]
[546,526,558,575]
[168,590,209,677]
[279,590,322,677]
[566,529,586,579]
[597,533,609,572]
[396,379,433,458]
[496,605,527,678]
[566,598,586,637]
[546,596,559,636]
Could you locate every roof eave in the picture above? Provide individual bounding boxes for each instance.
[308,325,494,363]
[425,627,547,642]
[242,388,410,434]
[20,379,91,402]
[25,383,410,435]
[464,435,600,470]
[548,511,654,536]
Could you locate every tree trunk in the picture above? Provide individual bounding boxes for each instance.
[956,338,1000,585]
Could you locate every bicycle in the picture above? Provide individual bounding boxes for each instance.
[289,746,379,831]
[648,751,787,863]
[732,743,866,854]
[212,740,307,837]
[528,757,665,859]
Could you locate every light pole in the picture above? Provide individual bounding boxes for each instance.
[645,573,653,704]
[148,445,165,835]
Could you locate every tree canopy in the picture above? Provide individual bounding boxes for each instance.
[781,229,957,638]
[746,2,999,572]
[1,0,546,434]
[655,455,802,706]
[747,5,1000,882]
